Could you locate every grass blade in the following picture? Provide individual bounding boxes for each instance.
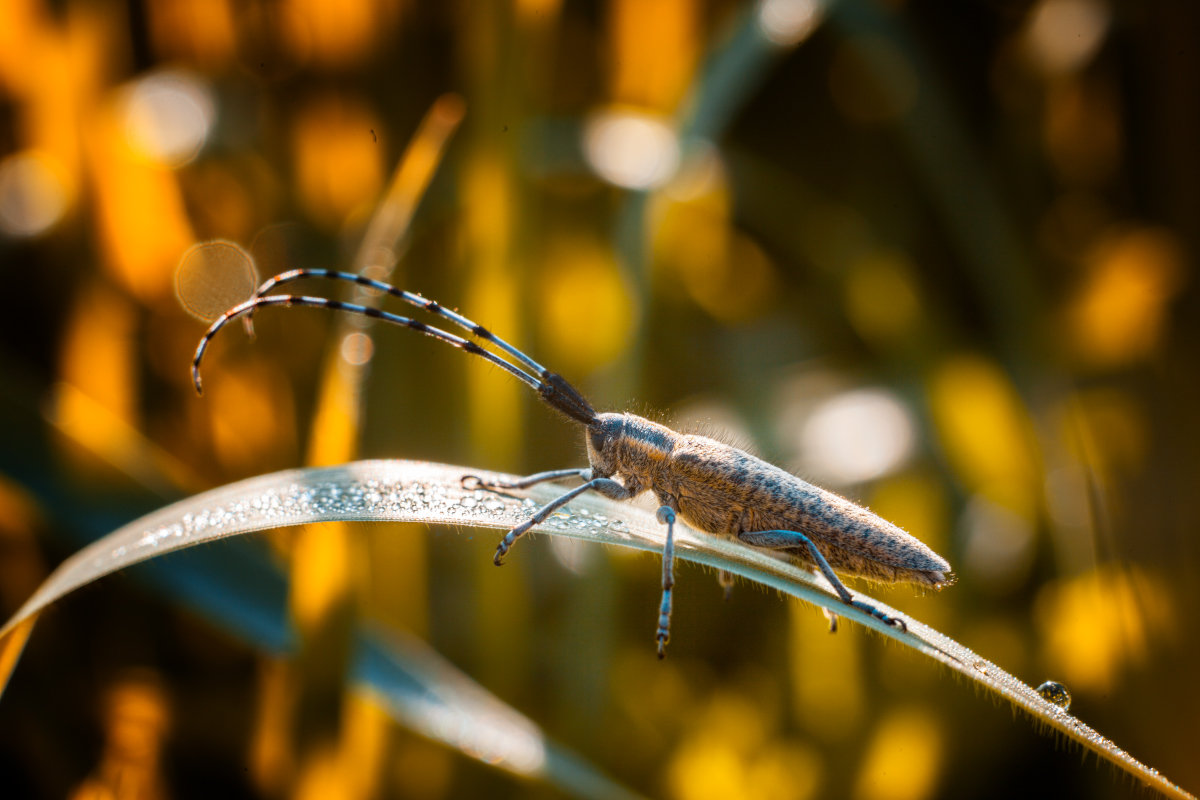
[0,459,1190,799]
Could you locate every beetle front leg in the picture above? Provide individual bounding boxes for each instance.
[491,477,631,565]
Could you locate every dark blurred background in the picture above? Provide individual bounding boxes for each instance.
[0,0,1196,798]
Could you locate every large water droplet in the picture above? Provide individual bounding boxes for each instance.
[1036,680,1072,711]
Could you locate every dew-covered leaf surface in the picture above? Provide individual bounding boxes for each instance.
[0,460,1190,800]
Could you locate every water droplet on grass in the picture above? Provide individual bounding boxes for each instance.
[1037,680,1072,711]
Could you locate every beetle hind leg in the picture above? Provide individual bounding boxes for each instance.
[738,528,907,633]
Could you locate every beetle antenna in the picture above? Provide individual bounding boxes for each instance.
[192,272,598,427]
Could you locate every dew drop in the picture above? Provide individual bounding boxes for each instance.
[1036,680,1072,711]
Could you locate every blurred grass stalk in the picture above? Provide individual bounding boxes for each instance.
[281,93,464,800]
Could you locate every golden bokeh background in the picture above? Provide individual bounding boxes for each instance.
[0,0,1197,798]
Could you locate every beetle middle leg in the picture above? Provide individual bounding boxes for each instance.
[738,529,907,632]
[654,505,678,659]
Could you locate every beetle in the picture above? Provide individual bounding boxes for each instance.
[193,269,954,657]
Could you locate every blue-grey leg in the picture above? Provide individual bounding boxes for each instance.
[492,477,632,566]
[738,529,906,632]
[655,506,677,659]
[462,468,592,492]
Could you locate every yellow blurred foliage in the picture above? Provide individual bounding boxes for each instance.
[338,694,389,800]
[462,150,522,462]
[56,282,138,453]
[927,354,1037,513]
[293,744,351,800]
[463,153,514,261]
[789,604,865,741]
[1036,565,1174,694]
[145,0,236,67]
[843,250,922,346]
[4,3,113,201]
[71,671,171,800]
[307,354,365,467]
[609,0,697,109]
[250,657,390,800]
[283,0,395,68]
[293,95,384,230]
[610,649,690,731]
[0,0,44,97]
[289,692,387,800]
[359,93,465,274]
[538,235,634,373]
[669,693,822,800]
[517,0,563,24]
[388,735,453,799]
[250,658,294,796]
[852,707,942,800]
[361,521,428,637]
[464,273,524,460]
[0,617,36,699]
[207,359,298,473]
[290,523,353,632]
[1065,387,1147,475]
[653,158,777,322]
[184,161,267,243]
[90,99,196,301]
[0,479,46,615]
[1064,226,1185,367]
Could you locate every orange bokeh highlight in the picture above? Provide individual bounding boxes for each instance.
[609,0,697,109]
[292,95,384,230]
[1064,226,1185,367]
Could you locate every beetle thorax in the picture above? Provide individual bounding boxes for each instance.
[586,412,678,480]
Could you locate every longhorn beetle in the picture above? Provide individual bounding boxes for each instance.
[192,269,954,657]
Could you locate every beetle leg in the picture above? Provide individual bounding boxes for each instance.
[738,529,907,632]
[492,477,630,565]
[655,505,677,659]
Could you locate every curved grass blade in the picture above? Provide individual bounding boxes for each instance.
[0,459,1191,800]
[0,461,645,800]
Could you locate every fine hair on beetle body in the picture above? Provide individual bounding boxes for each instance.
[193,268,955,658]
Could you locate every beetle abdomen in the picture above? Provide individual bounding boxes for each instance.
[667,433,952,588]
